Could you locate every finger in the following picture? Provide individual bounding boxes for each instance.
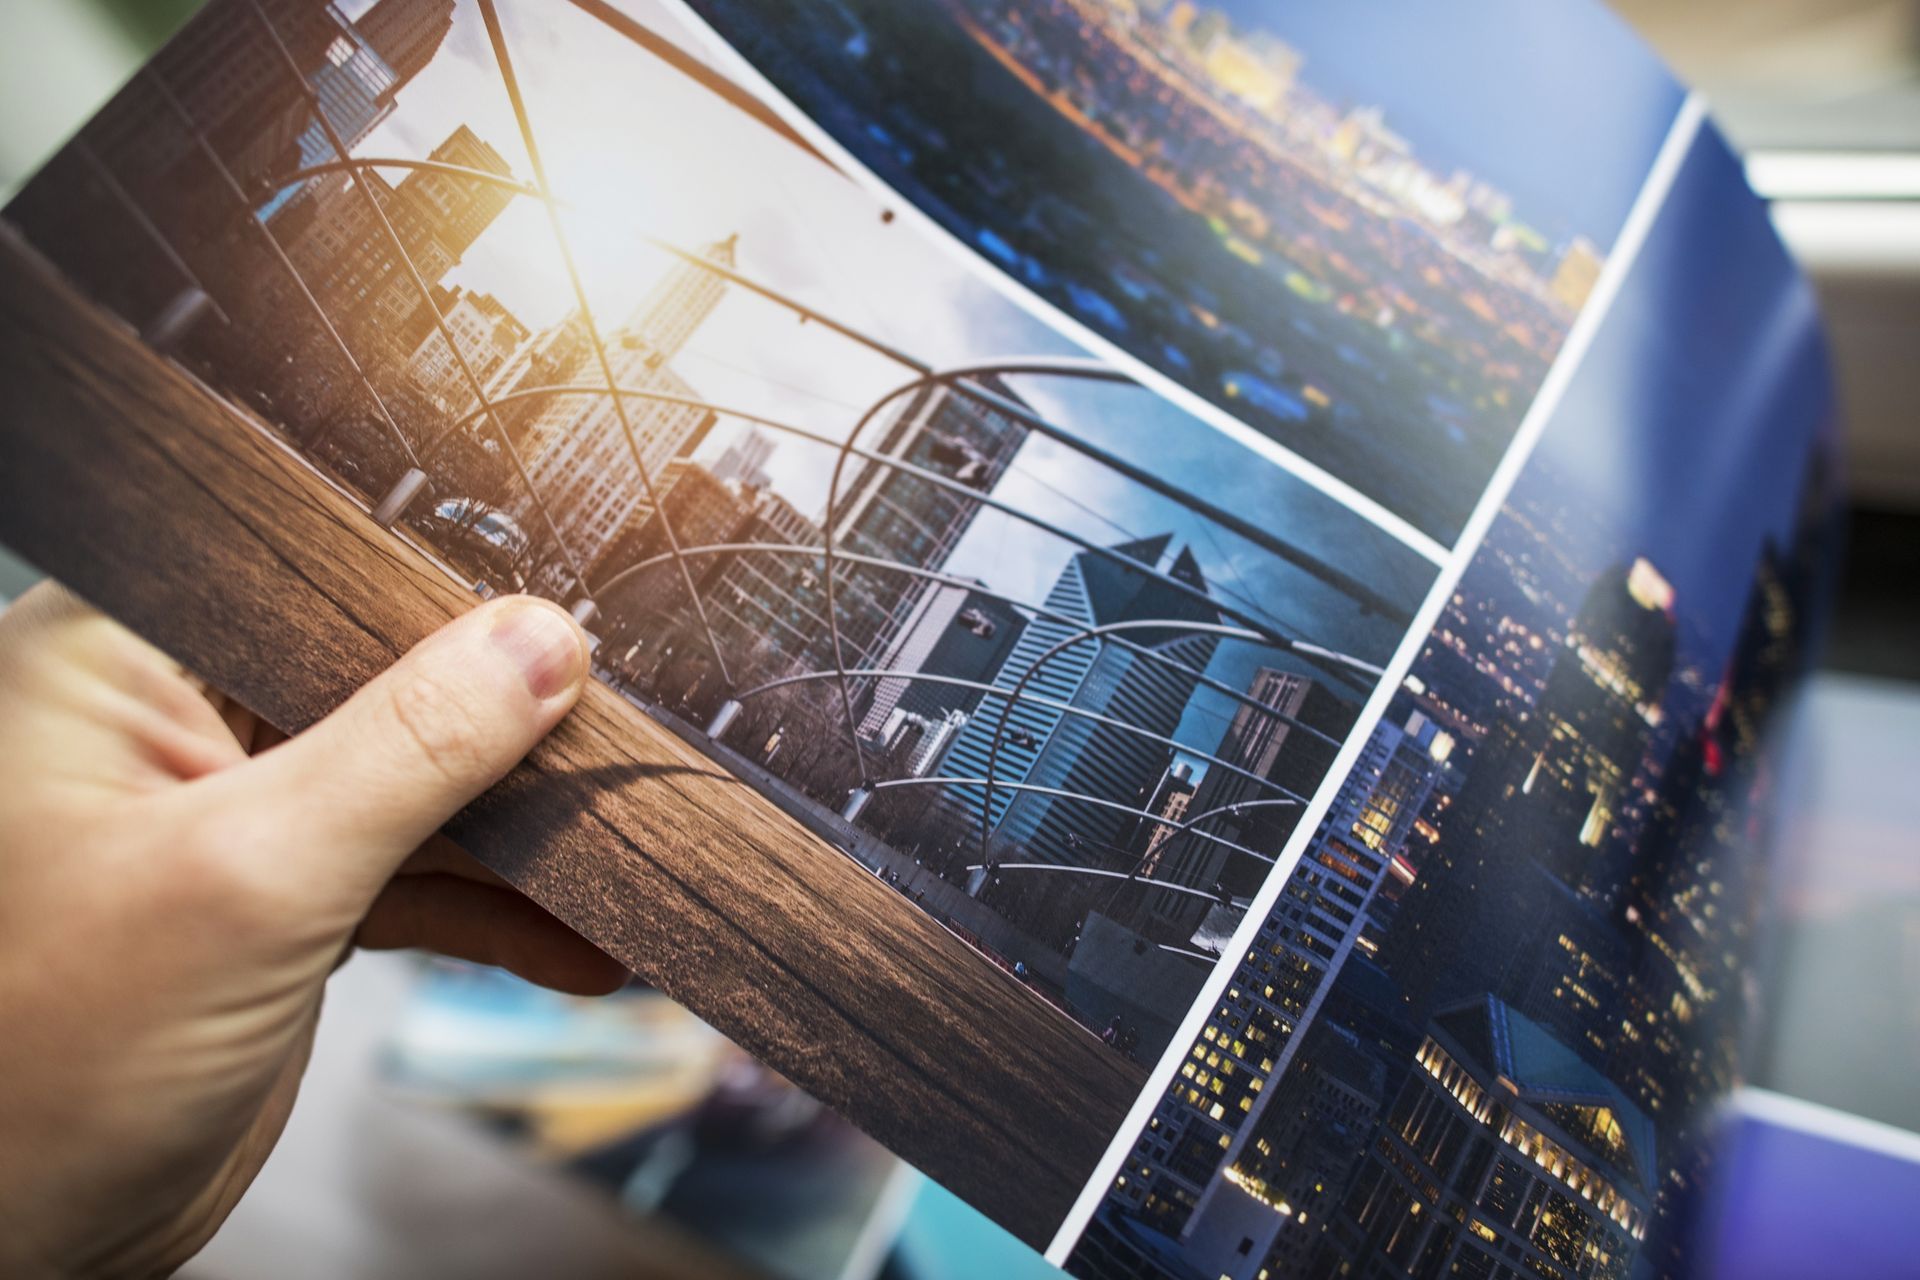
[0,582,248,780]
[355,874,628,996]
[0,579,98,640]
[202,596,588,908]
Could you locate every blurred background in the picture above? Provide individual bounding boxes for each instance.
[1,1,1916,1276]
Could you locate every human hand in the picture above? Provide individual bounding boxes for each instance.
[0,583,626,1277]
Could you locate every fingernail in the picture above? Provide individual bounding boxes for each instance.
[488,601,587,701]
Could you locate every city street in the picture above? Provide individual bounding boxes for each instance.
[0,230,1148,1248]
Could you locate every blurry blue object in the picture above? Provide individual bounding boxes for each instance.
[1699,1089,1920,1279]
[888,1175,1062,1280]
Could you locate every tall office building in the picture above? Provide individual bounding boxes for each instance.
[513,237,735,576]
[940,535,1219,877]
[857,584,1026,737]
[402,287,528,414]
[257,0,456,221]
[710,428,777,490]
[480,310,595,445]
[831,378,1030,690]
[353,0,457,85]
[404,125,519,260]
[1143,665,1358,941]
[1317,996,1651,1280]
[1174,1023,1385,1280]
[82,0,343,193]
[688,377,1031,691]
[283,123,515,347]
[1529,558,1676,861]
[1105,711,1448,1235]
[590,459,759,636]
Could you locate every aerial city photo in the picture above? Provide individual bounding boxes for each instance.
[1060,128,1840,1280]
[0,0,1442,1171]
[678,0,1687,548]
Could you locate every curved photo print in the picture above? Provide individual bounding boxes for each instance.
[1058,124,1841,1280]
[0,0,1431,1246]
[672,0,1686,550]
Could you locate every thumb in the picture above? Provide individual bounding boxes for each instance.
[214,595,588,907]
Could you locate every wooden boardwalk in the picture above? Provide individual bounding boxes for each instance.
[0,232,1147,1247]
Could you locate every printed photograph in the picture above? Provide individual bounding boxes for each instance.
[1061,126,1841,1280]
[675,0,1687,548]
[0,0,1434,1242]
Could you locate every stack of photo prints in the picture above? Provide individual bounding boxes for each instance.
[0,1,1839,1276]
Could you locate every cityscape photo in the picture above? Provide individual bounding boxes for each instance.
[677,0,1687,547]
[0,0,1440,1229]
[1061,127,1840,1279]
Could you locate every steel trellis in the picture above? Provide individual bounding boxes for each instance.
[866,778,1273,866]
[646,242,1409,625]
[599,541,1363,760]
[428,376,1368,768]
[272,156,542,200]
[955,864,1244,907]
[244,0,592,595]
[137,69,420,471]
[717,667,1310,810]
[478,0,731,677]
[111,0,1400,956]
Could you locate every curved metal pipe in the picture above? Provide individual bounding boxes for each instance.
[978,618,1298,865]
[598,542,1351,758]
[726,668,1306,809]
[650,246,1413,623]
[926,361,1409,623]
[245,0,591,595]
[270,156,541,199]
[480,1,728,678]
[955,863,1236,907]
[870,778,1272,866]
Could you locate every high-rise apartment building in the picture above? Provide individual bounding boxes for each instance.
[1107,711,1448,1235]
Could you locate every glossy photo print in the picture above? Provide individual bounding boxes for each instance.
[671,0,1686,551]
[1057,123,1841,1279]
[0,0,1837,1268]
[0,0,1430,1247]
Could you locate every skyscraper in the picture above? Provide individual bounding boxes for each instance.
[402,287,528,414]
[675,376,1031,691]
[857,583,1027,736]
[940,535,1219,878]
[353,0,457,86]
[513,236,735,576]
[282,123,515,347]
[82,0,343,193]
[709,428,776,490]
[1143,665,1358,941]
[831,378,1030,692]
[256,0,456,221]
[1175,1022,1385,1280]
[1105,711,1448,1236]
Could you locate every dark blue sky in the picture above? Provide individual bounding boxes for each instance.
[1212,0,1685,248]
[1512,124,1833,672]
